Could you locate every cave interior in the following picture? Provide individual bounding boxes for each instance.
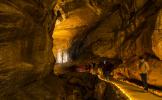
[0,0,162,100]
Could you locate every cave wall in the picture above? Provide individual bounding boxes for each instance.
[53,0,162,87]
[152,9,162,60]
[113,57,162,87]
[79,0,160,60]
[0,0,56,97]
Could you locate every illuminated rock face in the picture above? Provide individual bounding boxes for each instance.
[0,0,55,97]
[113,58,162,87]
[53,0,162,87]
[152,9,162,60]
[1,0,162,98]
[53,0,161,61]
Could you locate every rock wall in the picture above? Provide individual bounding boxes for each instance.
[0,0,56,97]
[52,0,162,87]
[81,0,161,60]
[1,72,128,100]
[113,57,162,87]
[152,9,162,60]
[111,6,162,87]
[55,0,162,61]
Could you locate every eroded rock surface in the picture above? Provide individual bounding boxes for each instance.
[1,73,127,100]
[59,72,128,100]
[0,0,56,97]
[1,0,162,99]
[53,0,162,88]
[113,57,162,87]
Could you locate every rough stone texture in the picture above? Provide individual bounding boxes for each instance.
[53,0,162,60]
[112,57,162,87]
[55,72,128,100]
[1,0,162,99]
[0,72,128,100]
[2,74,65,100]
[53,0,162,88]
[80,0,160,60]
[0,0,56,97]
[152,9,162,60]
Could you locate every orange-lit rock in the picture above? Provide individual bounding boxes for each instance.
[152,9,162,60]
[113,58,162,87]
[53,0,162,89]
[1,0,162,99]
[0,0,55,97]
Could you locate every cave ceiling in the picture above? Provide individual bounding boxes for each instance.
[53,0,162,62]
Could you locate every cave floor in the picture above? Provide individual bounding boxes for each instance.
[54,64,162,100]
[103,79,162,100]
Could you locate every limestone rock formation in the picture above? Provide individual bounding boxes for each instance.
[1,0,162,99]
[53,0,162,88]
[0,72,128,100]
[54,72,128,100]
[53,0,162,60]
[0,0,56,97]
[152,9,162,60]
[112,57,162,87]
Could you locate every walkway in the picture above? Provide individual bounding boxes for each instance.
[54,65,162,100]
[102,78,162,100]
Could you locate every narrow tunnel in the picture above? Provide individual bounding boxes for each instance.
[0,0,162,100]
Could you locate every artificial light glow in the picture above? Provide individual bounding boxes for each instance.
[110,82,132,100]
[99,77,132,100]
[63,51,68,63]
[56,49,62,63]
[56,19,61,25]
[56,49,69,63]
